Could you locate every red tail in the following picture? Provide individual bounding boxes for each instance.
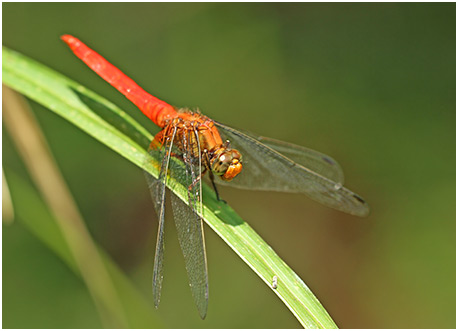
[61,35,176,127]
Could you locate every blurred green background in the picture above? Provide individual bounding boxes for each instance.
[3,3,455,328]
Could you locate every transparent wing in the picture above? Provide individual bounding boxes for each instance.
[255,136,344,184]
[169,128,208,319]
[144,127,177,308]
[215,122,369,217]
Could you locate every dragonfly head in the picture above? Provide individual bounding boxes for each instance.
[210,148,242,181]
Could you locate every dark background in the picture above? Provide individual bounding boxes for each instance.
[3,3,455,328]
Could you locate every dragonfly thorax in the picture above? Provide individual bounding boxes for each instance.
[157,110,243,181]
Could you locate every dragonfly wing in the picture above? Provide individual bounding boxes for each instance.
[215,122,369,217]
[255,136,344,184]
[144,128,177,308]
[169,129,208,319]
[170,194,208,318]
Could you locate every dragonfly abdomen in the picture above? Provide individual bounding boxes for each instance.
[61,35,177,127]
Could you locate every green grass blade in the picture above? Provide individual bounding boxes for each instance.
[5,170,164,328]
[3,46,338,328]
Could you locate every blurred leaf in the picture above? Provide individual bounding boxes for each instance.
[5,170,164,328]
[3,46,337,328]
[2,169,14,224]
[3,84,156,328]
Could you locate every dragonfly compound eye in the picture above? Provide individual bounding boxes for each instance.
[211,149,242,181]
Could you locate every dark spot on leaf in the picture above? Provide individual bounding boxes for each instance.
[353,194,365,204]
[323,157,335,165]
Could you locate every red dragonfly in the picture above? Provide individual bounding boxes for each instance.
[61,35,369,319]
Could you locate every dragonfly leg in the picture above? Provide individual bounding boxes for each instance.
[203,150,226,203]
[202,149,226,203]
[208,170,226,203]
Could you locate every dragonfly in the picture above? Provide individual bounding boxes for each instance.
[61,35,370,319]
